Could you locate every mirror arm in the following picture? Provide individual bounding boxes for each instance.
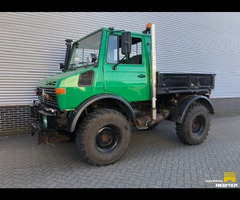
[112,55,126,70]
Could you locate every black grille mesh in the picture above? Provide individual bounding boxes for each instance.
[38,87,58,108]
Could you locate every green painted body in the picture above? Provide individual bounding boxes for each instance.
[37,28,152,111]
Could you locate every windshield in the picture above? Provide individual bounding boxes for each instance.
[69,30,102,69]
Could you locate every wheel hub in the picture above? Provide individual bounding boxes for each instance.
[101,133,111,143]
[96,125,121,153]
[192,115,205,136]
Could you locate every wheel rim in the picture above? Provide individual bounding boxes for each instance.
[192,115,206,136]
[96,125,121,153]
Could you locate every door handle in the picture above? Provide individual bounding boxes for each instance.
[137,74,146,78]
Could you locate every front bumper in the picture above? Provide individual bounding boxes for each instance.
[30,99,71,144]
[30,122,46,144]
[30,116,57,145]
[39,110,58,129]
[30,122,40,136]
[30,101,60,144]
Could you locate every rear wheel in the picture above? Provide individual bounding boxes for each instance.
[176,103,210,145]
[75,108,131,166]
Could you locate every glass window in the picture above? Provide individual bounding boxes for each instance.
[69,30,102,69]
[107,35,118,64]
[128,37,142,65]
[107,34,143,65]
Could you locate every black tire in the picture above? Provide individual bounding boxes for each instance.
[175,103,210,145]
[75,108,131,166]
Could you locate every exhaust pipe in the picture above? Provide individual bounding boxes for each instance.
[150,23,157,121]
[136,114,165,128]
[63,39,73,72]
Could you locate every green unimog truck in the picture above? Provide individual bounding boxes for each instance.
[31,23,216,166]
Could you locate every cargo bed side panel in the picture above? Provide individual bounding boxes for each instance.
[157,73,215,94]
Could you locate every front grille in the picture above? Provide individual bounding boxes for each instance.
[38,87,58,108]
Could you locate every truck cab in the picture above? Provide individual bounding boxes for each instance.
[31,24,215,166]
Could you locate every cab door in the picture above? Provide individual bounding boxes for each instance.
[103,33,150,102]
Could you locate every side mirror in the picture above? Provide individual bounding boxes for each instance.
[121,32,132,55]
[90,53,98,63]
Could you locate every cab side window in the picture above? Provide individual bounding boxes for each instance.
[106,35,118,64]
[119,37,142,64]
[107,34,142,65]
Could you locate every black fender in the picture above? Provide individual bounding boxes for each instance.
[67,94,136,132]
[169,95,214,123]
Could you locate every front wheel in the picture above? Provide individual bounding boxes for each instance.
[75,109,131,166]
[176,103,211,145]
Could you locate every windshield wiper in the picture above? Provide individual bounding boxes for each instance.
[70,63,95,71]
